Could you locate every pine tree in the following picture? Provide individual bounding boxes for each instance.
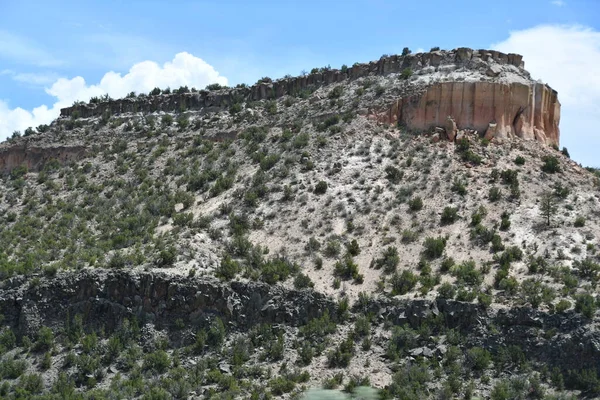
[540,191,557,226]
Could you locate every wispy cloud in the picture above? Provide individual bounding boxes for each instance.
[1,70,60,86]
[551,0,566,6]
[79,33,172,70]
[0,31,64,67]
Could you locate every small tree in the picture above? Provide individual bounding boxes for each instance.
[540,191,557,226]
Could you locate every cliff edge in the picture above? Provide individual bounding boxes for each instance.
[59,47,560,147]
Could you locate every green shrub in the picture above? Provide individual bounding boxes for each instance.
[261,257,299,284]
[173,212,193,227]
[387,363,430,398]
[575,258,600,280]
[514,156,526,165]
[385,165,403,184]
[556,299,571,313]
[260,154,280,171]
[566,369,600,396]
[373,246,399,273]
[270,376,296,395]
[400,68,413,79]
[305,237,321,253]
[470,206,487,226]
[18,373,44,394]
[520,279,555,308]
[574,215,586,227]
[161,114,173,126]
[318,115,340,131]
[440,257,455,272]
[575,293,597,318]
[401,229,418,243]
[423,236,447,259]
[327,336,355,368]
[390,270,418,295]
[0,358,27,379]
[491,234,505,252]
[500,211,511,231]
[500,169,519,185]
[490,379,511,400]
[298,343,314,366]
[229,103,242,114]
[438,282,456,299]
[207,318,226,348]
[451,178,467,195]
[489,186,502,202]
[354,315,371,338]
[143,350,170,374]
[299,311,336,342]
[10,165,27,180]
[470,224,495,247]
[314,181,328,194]
[33,326,53,353]
[408,196,423,211]
[216,255,240,281]
[441,207,459,225]
[541,155,560,173]
[553,182,570,199]
[346,239,360,256]
[155,246,177,267]
[334,255,361,281]
[467,347,491,371]
[324,239,341,258]
[328,86,344,99]
[451,260,482,286]
[294,273,314,289]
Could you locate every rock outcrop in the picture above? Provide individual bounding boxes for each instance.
[381,81,560,145]
[58,48,561,147]
[1,270,598,374]
[0,270,336,337]
[0,144,88,173]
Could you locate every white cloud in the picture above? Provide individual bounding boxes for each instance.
[551,0,566,6]
[493,24,600,166]
[0,52,227,139]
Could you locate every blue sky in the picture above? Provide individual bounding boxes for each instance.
[1,0,599,166]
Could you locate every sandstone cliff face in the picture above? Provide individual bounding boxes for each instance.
[0,144,88,173]
[376,81,560,146]
[58,48,559,146]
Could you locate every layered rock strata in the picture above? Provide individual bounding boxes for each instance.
[376,81,560,145]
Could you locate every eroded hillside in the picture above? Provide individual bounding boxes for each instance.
[0,48,599,399]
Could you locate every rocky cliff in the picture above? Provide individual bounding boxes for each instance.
[0,144,88,173]
[0,270,336,337]
[376,81,560,145]
[59,47,560,147]
[1,270,597,375]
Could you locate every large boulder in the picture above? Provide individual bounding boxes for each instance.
[445,116,457,141]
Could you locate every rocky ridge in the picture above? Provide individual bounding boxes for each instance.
[59,47,559,145]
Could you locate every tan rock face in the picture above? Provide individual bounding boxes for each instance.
[381,81,560,147]
[0,145,88,173]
